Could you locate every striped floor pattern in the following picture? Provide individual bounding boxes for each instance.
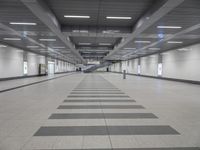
[24,74,199,150]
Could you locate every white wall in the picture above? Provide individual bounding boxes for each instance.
[140,55,158,76]
[110,43,200,81]
[0,45,75,79]
[129,59,138,74]
[162,44,200,81]
[27,53,46,76]
[55,60,75,73]
[0,47,24,78]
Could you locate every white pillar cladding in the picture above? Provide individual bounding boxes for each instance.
[27,53,46,76]
[0,46,24,78]
[110,43,200,82]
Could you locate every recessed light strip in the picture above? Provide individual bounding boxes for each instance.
[52,47,65,49]
[157,26,182,29]
[64,15,90,18]
[134,40,151,43]
[149,48,160,50]
[106,16,132,20]
[9,22,37,25]
[167,41,183,44]
[3,38,21,41]
[99,43,112,46]
[124,48,136,50]
[39,39,56,41]
[78,43,91,45]
[27,46,39,48]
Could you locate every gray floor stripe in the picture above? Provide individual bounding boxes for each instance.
[34,148,200,150]
[75,88,118,89]
[34,125,179,136]
[63,99,136,102]
[49,113,158,119]
[70,92,125,94]
[73,90,121,91]
[57,105,145,109]
[68,95,129,98]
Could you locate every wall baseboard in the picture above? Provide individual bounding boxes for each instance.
[0,74,47,81]
[110,71,200,85]
[0,71,76,81]
[54,71,75,74]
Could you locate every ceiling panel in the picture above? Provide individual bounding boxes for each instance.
[45,0,154,27]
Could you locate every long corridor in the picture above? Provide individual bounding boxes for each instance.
[0,73,200,149]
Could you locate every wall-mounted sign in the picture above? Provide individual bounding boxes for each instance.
[137,65,141,74]
[23,61,28,75]
[158,63,163,76]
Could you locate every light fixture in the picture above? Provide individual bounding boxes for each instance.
[78,43,91,45]
[9,22,37,25]
[64,15,90,18]
[134,40,151,43]
[178,48,189,51]
[162,52,169,55]
[106,16,132,20]
[124,48,136,50]
[72,30,88,33]
[157,26,182,29]
[3,38,21,41]
[39,39,56,41]
[99,43,112,46]
[0,44,7,48]
[148,48,160,50]
[52,46,65,49]
[27,46,39,48]
[167,41,183,44]
[102,30,120,33]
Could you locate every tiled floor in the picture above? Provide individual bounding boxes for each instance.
[0,73,74,92]
[0,73,200,150]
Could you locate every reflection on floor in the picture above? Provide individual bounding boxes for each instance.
[0,73,199,149]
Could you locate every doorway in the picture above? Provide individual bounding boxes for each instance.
[48,61,55,75]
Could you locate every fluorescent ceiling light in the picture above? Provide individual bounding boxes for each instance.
[72,30,88,33]
[162,52,169,55]
[64,15,90,18]
[99,43,112,46]
[52,46,65,49]
[178,48,189,51]
[134,40,151,43]
[39,39,56,41]
[0,44,7,47]
[78,43,91,45]
[9,22,37,25]
[106,16,132,20]
[149,48,160,50]
[102,30,120,33]
[27,46,39,48]
[167,41,183,44]
[3,38,21,41]
[124,48,136,50]
[157,26,182,29]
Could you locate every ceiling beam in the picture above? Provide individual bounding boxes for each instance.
[104,0,185,59]
[20,0,85,64]
[0,23,74,63]
[123,23,200,59]
[62,25,131,38]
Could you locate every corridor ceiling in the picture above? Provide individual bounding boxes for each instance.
[0,0,200,63]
